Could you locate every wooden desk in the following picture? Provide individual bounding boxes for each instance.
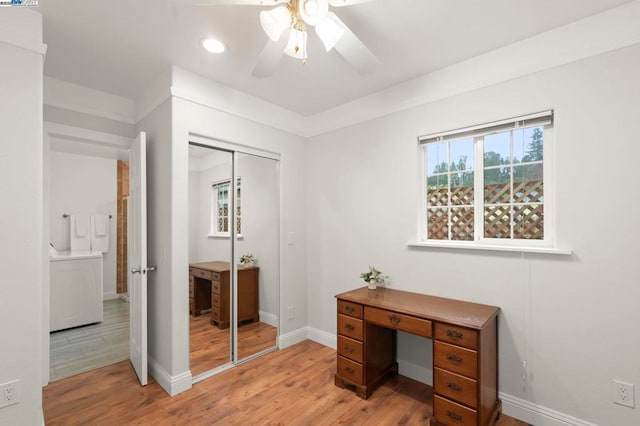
[189,261,259,329]
[335,287,500,426]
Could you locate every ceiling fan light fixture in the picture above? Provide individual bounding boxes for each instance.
[298,0,329,27]
[284,28,308,59]
[315,12,345,51]
[259,5,291,41]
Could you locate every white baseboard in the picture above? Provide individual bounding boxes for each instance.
[307,326,337,349]
[148,355,192,396]
[119,293,130,302]
[278,327,309,349]
[500,393,598,426]
[103,291,118,300]
[259,310,278,328]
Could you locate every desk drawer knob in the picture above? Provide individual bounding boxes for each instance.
[344,366,355,374]
[344,323,355,331]
[446,410,463,421]
[345,306,355,313]
[446,329,464,340]
[446,353,463,364]
[388,314,401,325]
[446,382,463,392]
[344,345,354,353]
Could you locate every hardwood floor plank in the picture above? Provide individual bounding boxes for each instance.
[44,340,530,425]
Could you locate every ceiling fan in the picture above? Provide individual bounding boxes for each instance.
[196,0,379,78]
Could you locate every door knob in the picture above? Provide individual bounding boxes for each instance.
[131,267,141,274]
[147,266,157,272]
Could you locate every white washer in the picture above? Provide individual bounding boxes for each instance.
[50,251,103,332]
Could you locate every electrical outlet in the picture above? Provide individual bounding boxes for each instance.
[287,305,294,320]
[613,380,635,408]
[0,380,20,408]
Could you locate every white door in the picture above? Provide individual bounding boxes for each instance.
[129,132,148,386]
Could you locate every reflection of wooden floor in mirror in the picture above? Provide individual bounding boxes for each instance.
[190,315,277,377]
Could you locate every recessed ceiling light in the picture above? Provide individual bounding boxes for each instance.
[201,38,226,54]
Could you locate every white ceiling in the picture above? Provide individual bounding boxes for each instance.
[39,0,633,116]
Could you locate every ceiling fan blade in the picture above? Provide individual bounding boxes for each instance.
[251,36,287,78]
[328,0,376,7]
[195,0,288,5]
[331,14,379,74]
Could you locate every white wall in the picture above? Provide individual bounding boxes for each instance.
[0,8,45,425]
[49,151,118,299]
[306,44,640,426]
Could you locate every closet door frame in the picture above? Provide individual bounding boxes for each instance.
[189,134,281,369]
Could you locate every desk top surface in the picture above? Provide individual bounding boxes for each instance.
[336,286,499,329]
[190,261,258,272]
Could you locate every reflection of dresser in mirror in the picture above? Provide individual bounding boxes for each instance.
[189,261,259,329]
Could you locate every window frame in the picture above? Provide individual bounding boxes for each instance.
[209,177,242,239]
[415,111,567,254]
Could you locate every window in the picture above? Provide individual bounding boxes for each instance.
[210,178,241,237]
[419,111,553,248]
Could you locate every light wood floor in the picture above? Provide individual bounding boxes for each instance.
[49,298,129,382]
[190,315,277,376]
[44,340,529,425]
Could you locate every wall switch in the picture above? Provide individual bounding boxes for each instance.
[1,380,20,408]
[613,380,635,408]
[287,232,295,246]
[287,305,294,320]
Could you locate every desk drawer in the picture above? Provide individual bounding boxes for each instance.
[364,307,432,338]
[212,293,220,308]
[434,323,478,350]
[337,300,363,319]
[337,314,363,341]
[212,281,221,295]
[434,367,477,408]
[337,355,363,385]
[211,307,221,322]
[189,298,195,315]
[189,282,194,298]
[434,395,477,426]
[193,269,212,280]
[337,335,363,363]
[434,341,478,379]
[211,271,221,282]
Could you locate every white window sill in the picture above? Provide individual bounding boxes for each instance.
[408,241,572,255]
[208,234,244,240]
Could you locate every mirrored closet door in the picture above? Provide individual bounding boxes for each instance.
[188,142,279,378]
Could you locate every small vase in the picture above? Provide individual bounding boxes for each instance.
[367,281,377,290]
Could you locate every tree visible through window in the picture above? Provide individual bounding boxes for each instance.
[421,111,552,245]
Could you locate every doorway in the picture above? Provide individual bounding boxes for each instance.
[188,141,280,379]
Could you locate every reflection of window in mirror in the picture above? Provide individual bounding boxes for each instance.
[209,177,241,238]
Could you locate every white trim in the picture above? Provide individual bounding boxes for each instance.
[500,392,599,426]
[259,311,279,328]
[278,327,309,349]
[103,291,119,301]
[44,77,136,124]
[45,122,132,149]
[307,326,337,349]
[0,27,47,55]
[148,355,192,396]
[408,241,571,255]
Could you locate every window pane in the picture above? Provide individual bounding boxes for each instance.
[522,126,544,163]
[451,207,474,241]
[427,174,448,207]
[427,208,448,240]
[513,204,543,239]
[513,164,543,203]
[450,138,474,171]
[484,168,510,204]
[451,173,473,206]
[426,142,448,175]
[484,132,510,166]
[484,206,511,238]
